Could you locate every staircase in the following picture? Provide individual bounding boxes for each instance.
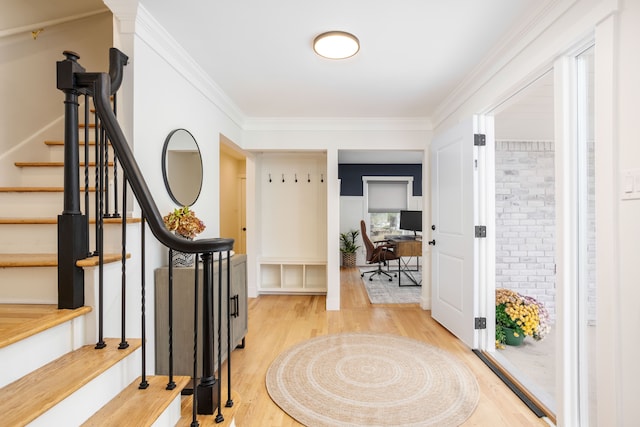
[0,48,238,426]
[0,129,193,425]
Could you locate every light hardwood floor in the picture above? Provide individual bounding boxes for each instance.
[185,267,550,426]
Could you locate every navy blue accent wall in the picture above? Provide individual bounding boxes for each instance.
[338,164,422,196]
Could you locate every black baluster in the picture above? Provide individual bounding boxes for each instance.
[215,251,224,423]
[225,249,234,408]
[118,180,129,350]
[191,255,200,426]
[139,214,149,389]
[167,248,176,390]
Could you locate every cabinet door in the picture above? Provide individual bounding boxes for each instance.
[230,257,248,347]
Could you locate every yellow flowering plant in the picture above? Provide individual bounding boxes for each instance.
[495,288,550,348]
[163,206,205,239]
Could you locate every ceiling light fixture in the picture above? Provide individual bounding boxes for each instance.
[313,31,360,60]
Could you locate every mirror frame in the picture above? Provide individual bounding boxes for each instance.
[161,128,203,206]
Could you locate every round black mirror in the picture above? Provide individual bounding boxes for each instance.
[161,129,203,206]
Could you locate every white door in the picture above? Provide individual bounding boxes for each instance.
[430,117,478,348]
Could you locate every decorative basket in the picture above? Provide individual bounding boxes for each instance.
[342,252,357,267]
[172,233,195,267]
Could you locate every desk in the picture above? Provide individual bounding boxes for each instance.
[387,238,422,286]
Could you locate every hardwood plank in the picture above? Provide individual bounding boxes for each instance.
[219,267,549,426]
[177,390,241,426]
[82,375,190,427]
[0,338,141,426]
[0,304,91,349]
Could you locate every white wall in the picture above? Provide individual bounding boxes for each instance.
[0,12,112,185]
[611,1,640,425]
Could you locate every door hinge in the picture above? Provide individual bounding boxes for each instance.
[474,133,486,146]
[474,225,486,238]
[474,317,487,329]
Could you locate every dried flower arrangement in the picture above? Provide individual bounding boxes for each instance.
[163,206,205,239]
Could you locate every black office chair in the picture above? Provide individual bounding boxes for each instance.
[360,220,399,281]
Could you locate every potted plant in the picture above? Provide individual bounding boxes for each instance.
[340,229,360,267]
[495,288,550,348]
[163,206,206,266]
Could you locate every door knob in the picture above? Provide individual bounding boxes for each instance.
[428,240,436,246]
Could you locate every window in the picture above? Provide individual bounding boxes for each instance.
[363,177,413,240]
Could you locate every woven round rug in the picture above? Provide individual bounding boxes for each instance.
[266,332,479,427]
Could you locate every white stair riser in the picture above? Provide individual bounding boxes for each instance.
[0,222,138,253]
[84,255,146,341]
[0,316,88,388]
[47,144,114,163]
[18,166,116,187]
[29,349,142,427]
[0,268,57,304]
[0,192,117,217]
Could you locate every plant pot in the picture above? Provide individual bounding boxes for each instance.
[341,252,356,267]
[502,326,524,346]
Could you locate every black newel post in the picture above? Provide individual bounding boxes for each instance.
[197,252,219,414]
[56,51,88,309]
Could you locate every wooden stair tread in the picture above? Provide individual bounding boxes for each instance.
[0,338,141,426]
[0,253,130,268]
[0,217,142,225]
[82,375,190,427]
[0,186,98,192]
[0,304,92,349]
[45,141,101,146]
[14,161,114,167]
[76,253,132,267]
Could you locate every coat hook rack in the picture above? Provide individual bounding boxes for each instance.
[269,173,272,183]
[282,173,285,183]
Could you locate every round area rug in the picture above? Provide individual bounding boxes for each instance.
[266,332,479,427]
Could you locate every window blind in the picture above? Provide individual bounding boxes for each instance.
[367,181,408,213]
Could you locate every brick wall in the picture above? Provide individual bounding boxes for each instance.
[495,141,556,321]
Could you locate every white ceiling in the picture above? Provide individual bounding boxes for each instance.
[4,0,546,120]
[137,0,541,119]
[5,0,553,163]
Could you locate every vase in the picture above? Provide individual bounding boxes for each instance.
[172,233,195,267]
[341,252,356,267]
[502,326,525,346]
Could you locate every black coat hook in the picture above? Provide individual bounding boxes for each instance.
[269,173,272,183]
[282,173,285,183]
[321,173,324,183]
[295,173,298,183]
[308,173,311,183]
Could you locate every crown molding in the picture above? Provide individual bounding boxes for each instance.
[133,5,247,128]
[432,0,575,129]
[243,117,432,132]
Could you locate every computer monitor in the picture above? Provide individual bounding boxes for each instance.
[399,210,422,236]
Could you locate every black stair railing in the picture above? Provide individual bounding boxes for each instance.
[56,49,234,425]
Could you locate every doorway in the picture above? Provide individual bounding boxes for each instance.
[220,135,247,254]
[490,70,557,414]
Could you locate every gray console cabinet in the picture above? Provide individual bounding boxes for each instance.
[155,254,247,377]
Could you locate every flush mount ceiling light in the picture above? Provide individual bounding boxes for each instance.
[313,31,360,59]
